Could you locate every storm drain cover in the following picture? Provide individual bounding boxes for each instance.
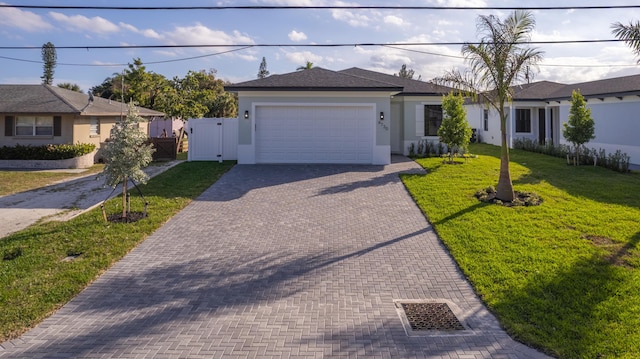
[400,302,465,331]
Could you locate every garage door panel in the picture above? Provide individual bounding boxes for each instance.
[255,105,374,164]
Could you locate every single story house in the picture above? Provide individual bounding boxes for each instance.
[1,84,164,161]
[467,75,640,166]
[225,67,453,165]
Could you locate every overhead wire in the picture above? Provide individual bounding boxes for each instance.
[1,4,639,69]
[3,4,640,11]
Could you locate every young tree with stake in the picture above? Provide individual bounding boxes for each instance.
[563,90,595,165]
[100,103,155,220]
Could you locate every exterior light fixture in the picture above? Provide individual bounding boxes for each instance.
[379,112,384,120]
[244,110,249,119]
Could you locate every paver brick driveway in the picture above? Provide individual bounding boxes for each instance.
[1,157,548,358]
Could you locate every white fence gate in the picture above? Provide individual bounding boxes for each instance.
[186,118,238,162]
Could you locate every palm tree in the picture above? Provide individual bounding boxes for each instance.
[612,21,640,62]
[296,61,314,70]
[434,10,543,202]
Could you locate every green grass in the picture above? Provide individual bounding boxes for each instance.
[402,143,640,358]
[0,160,233,342]
[0,164,105,196]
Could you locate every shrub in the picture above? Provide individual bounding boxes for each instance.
[0,143,96,160]
[513,138,630,173]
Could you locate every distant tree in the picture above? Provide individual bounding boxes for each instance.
[395,64,421,80]
[438,92,472,163]
[57,83,82,92]
[155,69,237,119]
[41,42,57,85]
[120,58,170,109]
[100,103,155,221]
[563,90,595,165]
[257,57,270,78]
[434,10,543,202]
[296,61,314,70]
[90,76,118,100]
[612,20,640,62]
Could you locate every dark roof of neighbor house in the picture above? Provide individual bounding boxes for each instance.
[511,81,567,101]
[0,84,164,117]
[339,67,454,95]
[546,73,640,100]
[509,74,640,101]
[225,67,403,92]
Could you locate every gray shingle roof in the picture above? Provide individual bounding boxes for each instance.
[510,74,640,101]
[546,74,640,100]
[225,67,403,92]
[339,67,454,95]
[0,84,164,117]
[511,81,567,100]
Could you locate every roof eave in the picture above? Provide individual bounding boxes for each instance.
[225,86,403,92]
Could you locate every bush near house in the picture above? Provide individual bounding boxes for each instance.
[0,143,96,160]
[513,138,631,173]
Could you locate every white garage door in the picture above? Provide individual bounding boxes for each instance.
[255,105,375,164]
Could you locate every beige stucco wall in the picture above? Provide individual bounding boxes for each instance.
[1,113,73,147]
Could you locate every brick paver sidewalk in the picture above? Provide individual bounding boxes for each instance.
[0,157,549,358]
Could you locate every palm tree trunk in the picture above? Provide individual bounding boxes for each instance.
[496,113,515,201]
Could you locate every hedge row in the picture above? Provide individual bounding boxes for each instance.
[0,143,96,160]
[513,138,631,173]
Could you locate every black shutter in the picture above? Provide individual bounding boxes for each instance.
[53,116,61,136]
[4,116,13,136]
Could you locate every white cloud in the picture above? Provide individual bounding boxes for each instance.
[49,12,119,34]
[165,25,254,46]
[331,9,371,27]
[431,0,487,6]
[0,4,52,32]
[283,50,323,67]
[288,30,307,42]
[383,15,404,26]
[120,22,162,39]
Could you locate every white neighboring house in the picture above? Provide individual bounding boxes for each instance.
[467,75,640,166]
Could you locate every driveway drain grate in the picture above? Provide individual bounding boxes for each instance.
[400,302,465,331]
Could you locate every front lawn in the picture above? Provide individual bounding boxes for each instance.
[402,144,640,359]
[0,164,105,196]
[0,161,233,342]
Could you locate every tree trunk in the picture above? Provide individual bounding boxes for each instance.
[496,112,515,202]
[121,175,128,220]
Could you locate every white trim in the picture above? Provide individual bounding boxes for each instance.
[415,104,424,137]
[237,144,255,164]
[373,145,390,165]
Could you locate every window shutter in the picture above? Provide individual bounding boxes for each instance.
[4,116,13,136]
[53,116,62,136]
[415,105,424,137]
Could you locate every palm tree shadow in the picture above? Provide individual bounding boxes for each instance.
[491,231,640,358]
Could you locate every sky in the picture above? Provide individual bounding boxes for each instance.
[3,0,640,93]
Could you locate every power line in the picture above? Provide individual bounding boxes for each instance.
[2,43,637,70]
[384,45,640,68]
[0,46,253,67]
[3,4,640,11]
[0,39,630,51]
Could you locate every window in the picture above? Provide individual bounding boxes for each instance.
[89,117,100,136]
[515,109,531,133]
[424,105,443,136]
[15,116,53,136]
[483,109,489,131]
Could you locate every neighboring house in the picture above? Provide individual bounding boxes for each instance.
[0,84,164,161]
[224,67,453,165]
[468,75,640,166]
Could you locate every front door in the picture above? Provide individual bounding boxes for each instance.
[538,108,545,144]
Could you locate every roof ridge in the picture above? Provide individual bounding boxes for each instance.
[337,67,402,88]
[44,85,82,113]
